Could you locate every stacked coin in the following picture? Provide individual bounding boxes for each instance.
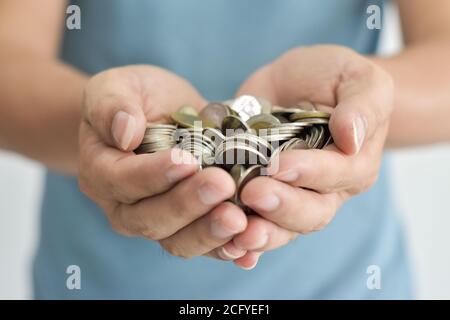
[135,95,332,209]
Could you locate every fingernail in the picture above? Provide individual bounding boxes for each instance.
[165,164,196,184]
[112,111,136,150]
[353,115,367,153]
[218,247,245,260]
[210,219,238,239]
[198,184,225,205]
[248,194,280,212]
[275,170,298,182]
[241,261,258,271]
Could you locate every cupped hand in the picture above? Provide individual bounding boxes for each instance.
[220,45,394,269]
[78,66,250,264]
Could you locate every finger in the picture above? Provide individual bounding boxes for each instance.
[83,66,207,152]
[79,123,199,203]
[268,148,352,193]
[114,167,236,240]
[241,177,341,234]
[205,241,247,261]
[330,63,393,155]
[83,71,148,151]
[216,241,247,260]
[203,250,223,260]
[207,241,247,261]
[159,202,247,259]
[232,215,298,252]
[234,251,263,270]
[268,144,382,194]
[268,47,393,155]
[235,64,279,103]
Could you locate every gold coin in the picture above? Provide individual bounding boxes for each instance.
[246,114,281,132]
[178,105,199,116]
[289,111,331,121]
[222,115,250,133]
[170,112,214,128]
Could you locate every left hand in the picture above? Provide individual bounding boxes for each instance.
[218,45,394,269]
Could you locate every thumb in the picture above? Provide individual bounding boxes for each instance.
[329,89,391,155]
[83,78,147,152]
[111,106,146,152]
[328,98,369,155]
[236,64,278,103]
[329,64,393,155]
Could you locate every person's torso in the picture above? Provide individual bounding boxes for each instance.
[34,0,413,299]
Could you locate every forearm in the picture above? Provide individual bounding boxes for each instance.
[372,40,450,148]
[0,48,88,174]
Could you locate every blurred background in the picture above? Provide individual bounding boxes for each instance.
[1,3,450,299]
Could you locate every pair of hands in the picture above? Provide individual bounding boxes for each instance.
[78,45,394,270]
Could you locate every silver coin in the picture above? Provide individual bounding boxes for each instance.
[256,97,273,114]
[230,95,262,121]
[137,96,332,211]
[215,143,269,171]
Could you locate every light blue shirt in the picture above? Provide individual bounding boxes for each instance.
[34,0,413,299]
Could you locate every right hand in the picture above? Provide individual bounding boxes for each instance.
[78,66,254,267]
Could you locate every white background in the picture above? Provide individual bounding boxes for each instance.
[1,3,450,299]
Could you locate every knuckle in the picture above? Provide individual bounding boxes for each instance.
[102,163,134,203]
[136,216,169,241]
[136,210,172,241]
[78,147,95,176]
[298,224,316,235]
[196,234,214,250]
[312,221,327,232]
[161,240,191,259]
[109,219,129,237]
[105,206,132,236]
[112,204,164,240]
[311,198,337,233]
[77,175,92,197]
[141,223,166,241]
[313,212,334,232]
[362,171,380,192]
[331,174,348,193]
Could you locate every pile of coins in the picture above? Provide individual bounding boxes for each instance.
[135,95,332,209]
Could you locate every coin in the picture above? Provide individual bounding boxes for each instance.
[230,95,262,121]
[295,101,316,111]
[178,105,199,116]
[171,111,215,128]
[230,164,245,185]
[136,95,332,211]
[202,127,225,147]
[257,97,273,114]
[272,106,305,115]
[222,115,250,134]
[235,165,263,206]
[215,143,269,171]
[289,111,331,121]
[199,102,231,129]
[171,112,202,128]
[246,114,281,132]
[287,138,309,150]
